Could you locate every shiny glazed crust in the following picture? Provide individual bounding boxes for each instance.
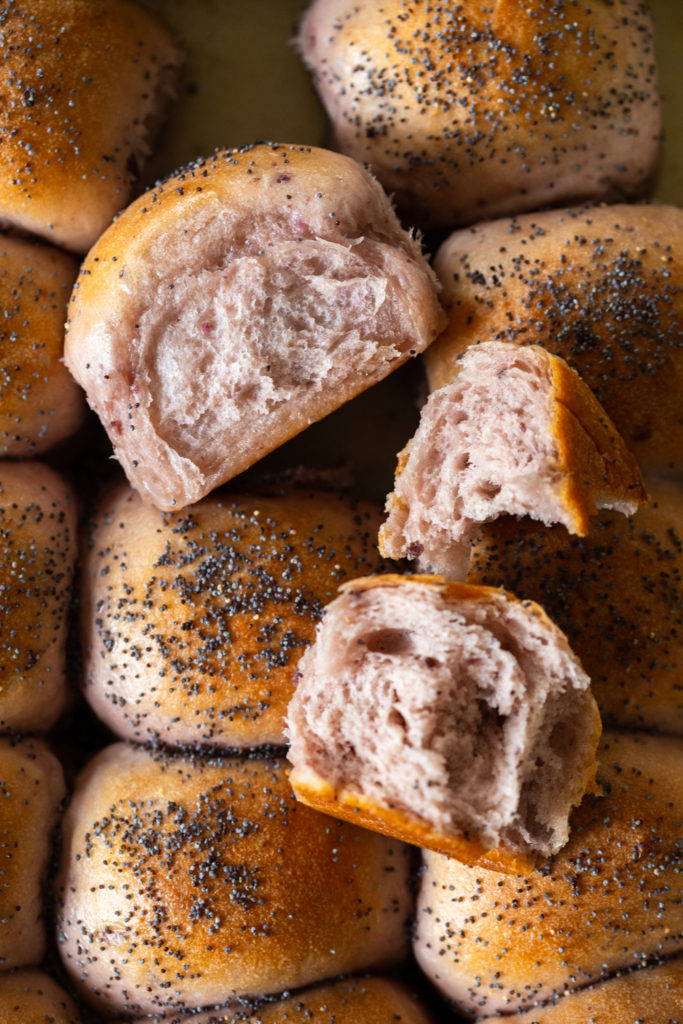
[82,483,385,747]
[298,0,661,229]
[427,204,683,474]
[0,0,183,252]
[55,745,412,1017]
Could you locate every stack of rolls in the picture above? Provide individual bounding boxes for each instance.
[0,0,679,1021]
[55,140,447,1018]
[0,1,185,1020]
[367,201,683,1018]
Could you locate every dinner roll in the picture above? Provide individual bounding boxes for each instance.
[468,476,683,735]
[297,0,661,231]
[0,968,82,1023]
[0,736,66,969]
[64,142,446,510]
[128,977,435,1024]
[0,236,84,456]
[287,574,600,868]
[413,731,683,1017]
[427,204,683,475]
[477,956,683,1023]
[82,483,384,748]
[379,342,645,578]
[0,0,183,253]
[0,461,77,734]
[56,744,412,1017]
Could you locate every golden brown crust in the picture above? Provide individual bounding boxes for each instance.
[0,0,183,252]
[0,236,84,455]
[289,573,601,867]
[129,977,436,1024]
[0,968,82,1023]
[477,956,683,1023]
[0,737,66,970]
[427,204,683,475]
[0,461,77,734]
[414,731,683,1018]
[468,477,683,734]
[298,0,661,230]
[546,351,646,534]
[81,483,385,748]
[290,763,535,875]
[379,343,646,573]
[55,745,412,1017]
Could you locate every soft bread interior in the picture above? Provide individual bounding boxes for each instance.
[287,581,599,858]
[381,342,638,577]
[142,236,416,476]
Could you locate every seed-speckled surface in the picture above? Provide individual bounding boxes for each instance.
[0,967,82,1023]
[298,0,661,230]
[476,955,683,1023]
[467,477,683,735]
[0,461,76,734]
[0,235,82,456]
[82,484,385,748]
[128,976,436,1024]
[427,204,683,475]
[0,736,66,970]
[0,0,183,252]
[414,731,683,1017]
[56,745,412,1017]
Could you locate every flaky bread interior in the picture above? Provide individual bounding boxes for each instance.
[64,143,446,510]
[287,576,600,860]
[380,342,645,578]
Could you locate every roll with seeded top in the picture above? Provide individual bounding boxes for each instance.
[55,745,412,1017]
[297,0,661,230]
[81,483,385,748]
[413,731,683,1017]
[427,204,683,476]
[0,0,183,252]
[127,977,436,1024]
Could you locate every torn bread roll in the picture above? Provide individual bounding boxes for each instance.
[286,575,600,869]
[0,462,77,734]
[0,237,84,456]
[297,0,661,231]
[64,143,446,510]
[414,731,683,1018]
[427,204,683,475]
[0,969,82,1024]
[56,745,412,1017]
[127,977,436,1024]
[82,483,384,748]
[380,342,645,578]
[0,737,66,969]
[477,956,683,1024]
[468,476,683,735]
[0,0,183,253]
